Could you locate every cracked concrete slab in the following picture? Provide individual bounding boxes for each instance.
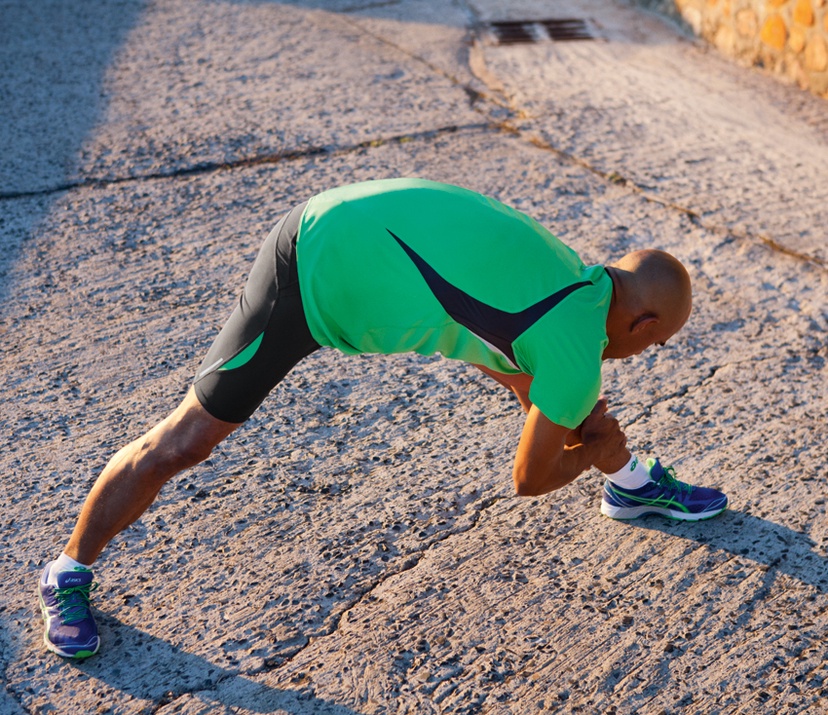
[1,0,826,714]
[466,0,828,265]
[0,0,480,195]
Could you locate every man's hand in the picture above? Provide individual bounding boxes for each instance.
[475,366,632,493]
[513,399,630,496]
[576,399,629,473]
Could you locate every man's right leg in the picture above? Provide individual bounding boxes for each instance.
[39,388,241,658]
[66,387,241,566]
[569,401,728,521]
[40,201,319,658]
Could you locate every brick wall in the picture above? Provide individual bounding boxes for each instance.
[650,0,828,98]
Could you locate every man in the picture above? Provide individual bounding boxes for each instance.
[38,178,727,659]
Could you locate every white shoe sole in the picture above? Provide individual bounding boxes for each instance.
[600,501,728,522]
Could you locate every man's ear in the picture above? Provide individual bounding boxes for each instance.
[630,313,658,334]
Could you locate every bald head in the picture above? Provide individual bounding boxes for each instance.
[603,249,692,359]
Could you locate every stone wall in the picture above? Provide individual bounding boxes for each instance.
[644,0,828,98]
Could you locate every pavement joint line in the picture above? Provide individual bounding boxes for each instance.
[497,123,828,272]
[0,123,493,202]
[618,363,725,430]
[339,10,825,271]
[339,0,401,11]
[408,8,823,271]
[143,641,296,712]
[338,12,514,114]
[136,495,511,708]
[261,494,509,675]
[617,345,823,434]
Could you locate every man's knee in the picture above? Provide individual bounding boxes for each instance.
[139,388,239,477]
[143,420,219,474]
[164,434,215,471]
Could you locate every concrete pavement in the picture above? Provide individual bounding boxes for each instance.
[1,1,826,713]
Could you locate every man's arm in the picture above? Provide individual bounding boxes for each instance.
[474,364,534,412]
[474,365,629,494]
[513,401,628,496]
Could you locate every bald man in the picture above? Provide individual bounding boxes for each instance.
[39,179,727,659]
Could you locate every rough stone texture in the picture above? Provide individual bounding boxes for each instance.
[659,0,828,97]
[1,1,827,714]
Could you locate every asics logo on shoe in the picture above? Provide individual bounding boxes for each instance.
[630,457,638,471]
[607,485,689,512]
[39,562,100,659]
[600,459,728,522]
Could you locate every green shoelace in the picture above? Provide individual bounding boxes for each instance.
[54,581,99,624]
[655,465,692,494]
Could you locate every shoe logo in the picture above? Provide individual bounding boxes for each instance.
[64,576,85,585]
[606,483,690,513]
[387,229,592,367]
[630,457,638,471]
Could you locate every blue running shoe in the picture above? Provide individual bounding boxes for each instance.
[38,562,100,658]
[600,458,728,521]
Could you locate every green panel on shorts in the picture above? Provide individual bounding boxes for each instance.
[219,332,264,371]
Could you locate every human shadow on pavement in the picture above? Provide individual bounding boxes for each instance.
[611,508,828,643]
[622,508,828,594]
[73,613,366,715]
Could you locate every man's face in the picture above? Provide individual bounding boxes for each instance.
[603,320,680,360]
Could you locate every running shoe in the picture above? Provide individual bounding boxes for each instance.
[600,458,728,521]
[38,562,100,658]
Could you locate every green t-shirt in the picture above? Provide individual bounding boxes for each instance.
[296,179,612,429]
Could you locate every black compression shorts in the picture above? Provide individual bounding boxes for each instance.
[193,202,320,423]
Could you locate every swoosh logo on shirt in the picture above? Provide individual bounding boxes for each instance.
[387,229,592,367]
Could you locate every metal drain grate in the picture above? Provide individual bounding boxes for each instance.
[541,19,594,40]
[489,18,595,45]
[489,21,538,45]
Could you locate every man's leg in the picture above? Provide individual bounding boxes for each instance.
[563,400,728,521]
[39,388,240,658]
[65,386,241,566]
[40,201,319,658]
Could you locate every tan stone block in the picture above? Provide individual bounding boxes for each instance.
[805,34,828,69]
[736,8,758,36]
[715,24,737,53]
[761,14,788,50]
[809,70,828,94]
[789,24,808,52]
[787,55,810,87]
[793,0,815,25]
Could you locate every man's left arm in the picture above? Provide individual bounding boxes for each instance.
[474,364,534,413]
[475,365,583,446]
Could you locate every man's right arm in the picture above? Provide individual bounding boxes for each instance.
[513,401,628,496]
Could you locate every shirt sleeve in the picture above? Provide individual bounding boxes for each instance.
[527,356,602,429]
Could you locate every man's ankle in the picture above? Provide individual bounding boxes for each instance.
[47,553,94,586]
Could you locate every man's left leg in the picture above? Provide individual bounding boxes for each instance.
[66,387,241,566]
